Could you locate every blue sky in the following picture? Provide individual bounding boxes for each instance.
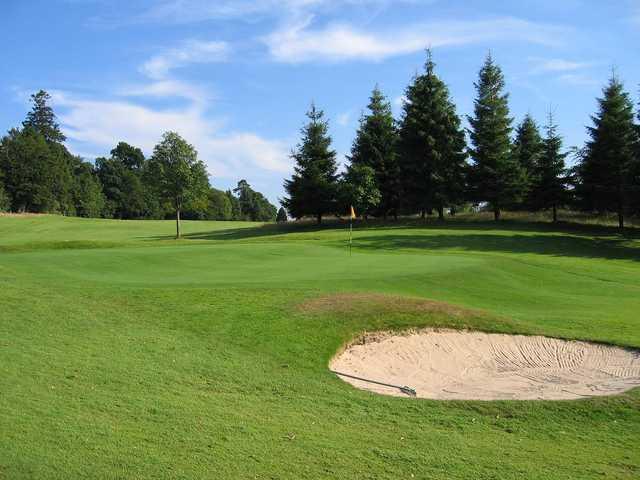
[2,0,639,204]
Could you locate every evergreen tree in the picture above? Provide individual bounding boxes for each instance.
[283,104,339,224]
[276,207,288,223]
[530,112,568,223]
[513,114,543,208]
[349,86,400,218]
[577,75,638,229]
[22,90,66,143]
[398,51,467,220]
[147,132,210,238]
[467,54,524,220]
[0,179,9,212]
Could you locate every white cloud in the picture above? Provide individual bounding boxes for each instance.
[135,0,422,24]
[118,79,210,104]
[264,16,569,63]
[529,57,594,74]
[336,110,353,126]
[557,73,599,87]
[141,39,229,79]
[51,91,291,181]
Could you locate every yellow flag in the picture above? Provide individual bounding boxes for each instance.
[350,205,356,219]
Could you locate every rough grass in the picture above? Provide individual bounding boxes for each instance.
[1,214,639,479]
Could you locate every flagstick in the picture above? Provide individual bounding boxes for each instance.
[349,216,353,256]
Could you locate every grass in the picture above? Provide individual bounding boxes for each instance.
[1,214,639,479]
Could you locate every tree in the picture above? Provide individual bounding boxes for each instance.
[148,132,210,238]
[398,51,467,220]
[0,127,73,213]
[206,188,233,220]
[110,142,145,171]
[513,114,543,208]
[95,142,153,219]
[233,180,277,221]
[577,75,638,229]
[467,54,524,220]
[340,164,381,219]
[226,190,241,220]
[349,86,400,219]
[0,180,9,212]
[22,90,66,143]
[530,112,568,223]
[276,207,288,223]
[282,104,339,224]
[70,158,106,218]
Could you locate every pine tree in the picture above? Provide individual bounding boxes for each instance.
[513,114,543,208]
[348,86,400,219]
[577,75,638,229]
[22,90,66,143]
[398,51,467,220]
[530,112,568,223]
[467,54,524,220]
[282,104,339,224]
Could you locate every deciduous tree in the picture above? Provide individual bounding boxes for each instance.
[148,132,209,238]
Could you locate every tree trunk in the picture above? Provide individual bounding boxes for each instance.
[393,211,398,221]
[316,213,322,225]
[494,208,501,221]
[421,209,426,220]
[437,206,445,221]
[618,209,624,230]
[552,205,557,223]
[176,207,181,239]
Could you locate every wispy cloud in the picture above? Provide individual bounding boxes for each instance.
[141,39,229,79]
[336,110,353,127]
[557,73,599,87]
[264,16,570,63]
[528,57,594,74]
[118,79,211,104]
[133,0,424,24]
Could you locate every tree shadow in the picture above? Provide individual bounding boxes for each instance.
[144,218,640,262]
[349,233,640,262]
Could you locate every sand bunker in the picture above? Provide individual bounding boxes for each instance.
[330,330,640,400]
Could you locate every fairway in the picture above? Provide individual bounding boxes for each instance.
[1,215,640,479]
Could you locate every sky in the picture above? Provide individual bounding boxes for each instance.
[2,0,639,205]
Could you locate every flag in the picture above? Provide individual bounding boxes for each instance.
[349,205,356,219]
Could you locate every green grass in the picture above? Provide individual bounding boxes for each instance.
[1,214,639,479]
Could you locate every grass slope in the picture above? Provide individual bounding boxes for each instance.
[1,215,639,479]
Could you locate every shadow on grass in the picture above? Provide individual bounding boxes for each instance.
[349,233,640,262]
[145,217,640,262]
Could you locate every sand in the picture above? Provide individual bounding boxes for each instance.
[330,329,640,400]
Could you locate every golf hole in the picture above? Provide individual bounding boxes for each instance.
[330,329,640,400]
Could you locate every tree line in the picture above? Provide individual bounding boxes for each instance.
[283,51,640,229]
[0,91,278,228]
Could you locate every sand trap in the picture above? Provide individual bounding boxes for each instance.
[330,330,640,400]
